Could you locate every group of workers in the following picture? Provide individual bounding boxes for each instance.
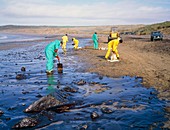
[92,31,121,60]
[45,31,121,74]
[61,34,79,54]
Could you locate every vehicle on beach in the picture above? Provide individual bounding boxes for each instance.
[150,31,163,41]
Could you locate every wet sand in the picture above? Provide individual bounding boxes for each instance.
[1,34,170,100]
[0,38,169,129]
[0,29,170,129]
[1,27,169,99]
[75,35,170,101]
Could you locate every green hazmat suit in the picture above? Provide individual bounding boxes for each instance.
[45,40,61,72]
[92,32,98,49]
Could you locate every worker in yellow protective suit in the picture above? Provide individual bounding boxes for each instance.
[110,32,119,39]
[105,37,121,60]
[72,38,79,49]
[62,34,68,54]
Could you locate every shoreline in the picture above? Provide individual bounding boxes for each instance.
[0,33,170,101]
[0,34,170,128]
[0,33,92,51]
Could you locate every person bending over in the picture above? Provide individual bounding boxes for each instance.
[45,40,63,74]
[72,38,79,50]
[105,37,122,60]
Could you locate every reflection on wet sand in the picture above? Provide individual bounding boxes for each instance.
[47,75,56,94]
[0,38,168,129]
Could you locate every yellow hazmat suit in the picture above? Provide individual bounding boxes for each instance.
[110,32,119,39]
[105,38,120,60]
[72,38,79,49]
[62,34,68,53]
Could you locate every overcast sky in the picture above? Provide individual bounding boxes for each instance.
[0,0,169,26]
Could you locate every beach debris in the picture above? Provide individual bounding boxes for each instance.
[150,90,158,95]
[22,91,29,94]
[6,117,11,121]
[34,55,44,60]
[63,86,77,93]
[89,81,98,85]
[24,94,63,113]
[47,102,76,113]
[21,67,26,71]
[90,111,99,120]
[0,110,4,116]
[16,74,26,80]
[99,47,107,50]
[22,103,26,106]
[13,104,75,129]
[165,106,170,113]
[12,117,38,129]
[76,79,86,85]
[99,76,103,80]
[101,107,113,114]
[8,106,17,111]
[77,124,88,130]
[36,94,43,98]
[77,47,82,49]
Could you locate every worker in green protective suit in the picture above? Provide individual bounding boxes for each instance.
[105,37,122,60]
[62,34,68,54]
[45,39,63,74]
[92,32,98,49]
[72,38,79,50]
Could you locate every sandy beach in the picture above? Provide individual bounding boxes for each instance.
[0,26,170,100]
[76,35,170,100]
[0,26,170,129]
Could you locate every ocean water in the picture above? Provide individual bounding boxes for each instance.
[0,33,45,43]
